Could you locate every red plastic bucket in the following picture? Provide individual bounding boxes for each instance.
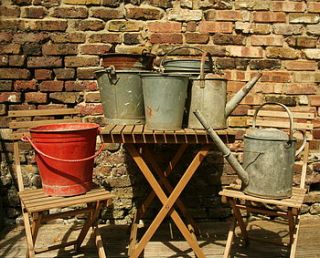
[24,123,103,197]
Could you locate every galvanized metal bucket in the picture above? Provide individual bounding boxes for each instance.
[141,73,189,130]
[243,102,297,199]
[95,67,146,125]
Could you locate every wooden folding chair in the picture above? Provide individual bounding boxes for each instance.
[219,104,314,258]
[8,108,114,258]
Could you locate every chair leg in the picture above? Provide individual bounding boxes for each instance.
[22,209,36,258]
[223,217,236,258]
[229,199,249,246]
[289,215,301,258]
[94,225,107,258]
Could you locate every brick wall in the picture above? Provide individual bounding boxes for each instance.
[1,0,320,224]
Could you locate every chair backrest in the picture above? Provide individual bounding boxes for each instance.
[246,104,314,189]
[8,108,81,191]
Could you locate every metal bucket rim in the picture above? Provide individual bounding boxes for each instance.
[140,73,190,78]
[244,134,297,141]
[95,69,155,74]
[30,123,99,133]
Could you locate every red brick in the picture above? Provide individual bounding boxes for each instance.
[253,12,286,23]
[51,33,86,43]
[150,33,183,44]
[126,7,162,20]
[307,2,320,13]
[52,7,88,18]
[186,22,197,32]
[88,33,121,43]
[251,35,283,46]
[79,44,112,55]
[21,7,47,18]
[185,33,209,44]
[0,32,13,43]
[260,71,291,83]
[0,92,21,103]
[199,21,233,33]
[65,81,86,91]
[42,44,78,55]
[65,56,100,67]
[215,10,249,21]
[284,60,317,71]
[39,81,64,92]
[0,68,30,79]
[226,46,263,58]
[286,83,317,95]
[14,80,37,91]
[147,22,181,32]
[25,92,47,103]
[75,20,105,31]
[53,68,75,80]
[27,57,62,68]
[309,96,320,106]
[77,103,104,115]
[91,8,124,20]
[35,69,53,80]
[0,44,21,54]
[271,1,306,12]
[0,6,20,17]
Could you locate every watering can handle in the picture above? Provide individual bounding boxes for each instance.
[21,136,105,162]
[252,102,294,141]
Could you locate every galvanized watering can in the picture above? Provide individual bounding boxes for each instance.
[188,52,262,129]
[194,102,306,199]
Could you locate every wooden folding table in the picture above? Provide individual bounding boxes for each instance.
[100,125,235,258]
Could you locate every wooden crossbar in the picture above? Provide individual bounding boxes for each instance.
[8,108,80,118]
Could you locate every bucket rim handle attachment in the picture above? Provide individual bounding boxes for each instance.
[21,136,105,163]
[252,102,294,141]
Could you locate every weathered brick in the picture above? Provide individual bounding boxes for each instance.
[39,81,64,92]
[186,21,197,32]
[249,59,281,70]
[150,33,183,44]
[77,68,99,80]
[168,8,202,21]
[0,6,20,17]
[12,0,32,5]
[253,12,286,23]
[21,20,68,31]
[107,20,144,32]
[212,34,245,45]
[286,36,318,48]
[0,56,8,66]
[303,49,320,60]
[226,46,263,58]
[147,21,181,33]
[196,46,227,57]
[289,13,320,24]
[265,95,297,106]
[77,103,104,115]
[65,56,100,67]
[266,47,300,59]
[75,20,105,31]
[22,43,42,56]
[9,55,26,67]
[13,33,49,43]
[53,68,75,80]
[310,96,320,106]
[215,10,250,21]
[65,80,97,91]
[0,44,21,54]
[79,44,112,54]
[273,24,304,35]
[64,0,100,4]
[85,92,100,103]
[234,0,269,11]
[0,80,13,91]
[286,83,317,95]
[14,80,37,91]
[0,92,21,103]
[126,6,162,20]
[25,92,47,103]
[284,60,317,71]
[270,1,306,12]
[307,25,320,35]
[51,33,86,43]
[52,7,88,18]
[146,0,172,8]
[49,92,82,104]
[185,33,209,44]
[42,44,78,55]
[307,2,320,13]
[199,21,233,33]
[123,33,140,45]
[260,71,291,83]
[0,69,30,79]
[27,57,62,68]
[33,0,60,8]
[0,32,13,43]
[35,69,53,80]
[251,35,283,46]
[0,20,21,31]
[88,33,122,43]
[90,8,124,20]
[293,72,320,83]
[21,7,47,18]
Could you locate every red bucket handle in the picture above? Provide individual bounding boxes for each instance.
[22,136,105,163]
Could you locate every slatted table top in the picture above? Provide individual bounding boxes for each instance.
[100,124,236,144]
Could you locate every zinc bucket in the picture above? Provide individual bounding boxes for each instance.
[141,73,189,130]
[95,67,146,125]
[25,123,102,196]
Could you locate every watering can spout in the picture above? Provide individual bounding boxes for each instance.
[194,110,250,186]
[225,73,262,118]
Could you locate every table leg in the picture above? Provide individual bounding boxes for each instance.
[126,144,210,258]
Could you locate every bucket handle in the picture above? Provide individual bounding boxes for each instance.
[199,52,214,88]
[105,65,119,85]
[159,46,213,72]
[21,136,105,163]
[252,102,294,141]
